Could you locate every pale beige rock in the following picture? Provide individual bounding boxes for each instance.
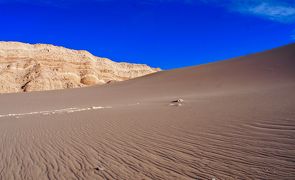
[0,41,160,93]
[80,75,102,85]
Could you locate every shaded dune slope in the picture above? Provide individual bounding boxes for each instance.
[0,44,294,179]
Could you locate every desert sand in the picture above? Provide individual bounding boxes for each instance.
[0,44,294,179]
[0,42,159,93]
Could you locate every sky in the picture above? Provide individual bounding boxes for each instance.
[0,0,294,69]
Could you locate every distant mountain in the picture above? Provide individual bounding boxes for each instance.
[0,42,160,93]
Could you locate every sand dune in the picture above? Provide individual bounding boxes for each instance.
[0,44,294,179]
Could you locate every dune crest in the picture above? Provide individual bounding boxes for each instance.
[0,41,160,93]
[0,44,294,179]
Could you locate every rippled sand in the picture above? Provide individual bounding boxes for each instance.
[0,44,294,179]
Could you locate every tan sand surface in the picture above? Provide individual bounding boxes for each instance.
[0,44,294,179]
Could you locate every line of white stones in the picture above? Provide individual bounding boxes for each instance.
[0,106,112,118]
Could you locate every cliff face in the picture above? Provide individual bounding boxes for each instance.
[0,42,160,93]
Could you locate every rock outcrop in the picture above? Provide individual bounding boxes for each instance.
[0,41,160,93]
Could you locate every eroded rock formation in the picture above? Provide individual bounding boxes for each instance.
[0,42,160,93]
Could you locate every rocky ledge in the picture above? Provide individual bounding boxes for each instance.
[0,41,160,93]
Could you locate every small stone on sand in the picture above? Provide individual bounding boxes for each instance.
[171,99,184,103]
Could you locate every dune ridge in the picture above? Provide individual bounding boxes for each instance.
[0,44,294,179]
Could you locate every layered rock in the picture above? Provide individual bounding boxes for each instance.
[0,41,160,93]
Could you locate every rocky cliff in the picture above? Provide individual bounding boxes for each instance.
[0,42,160,93]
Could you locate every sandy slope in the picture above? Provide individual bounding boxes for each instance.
[0,44,295,179]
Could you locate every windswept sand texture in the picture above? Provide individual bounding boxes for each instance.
[0,44,295,179]
[0,41,159,93]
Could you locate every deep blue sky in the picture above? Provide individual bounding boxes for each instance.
[0,0,294,69]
